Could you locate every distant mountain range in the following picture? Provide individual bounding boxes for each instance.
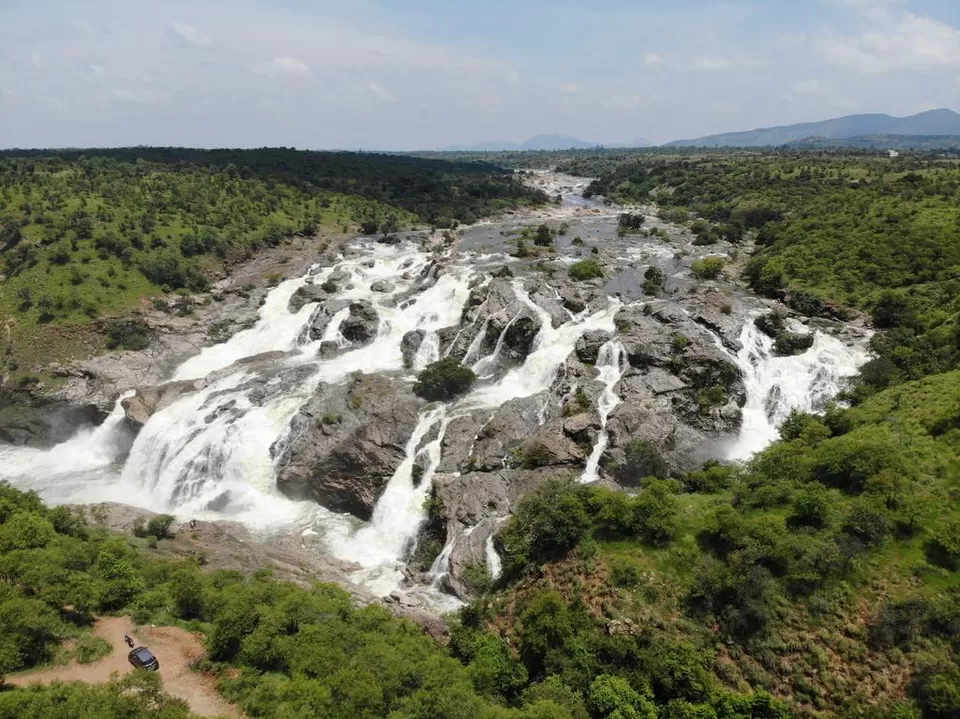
[665,109,960,148]
[786,134,960,151]
[444,134,653,152]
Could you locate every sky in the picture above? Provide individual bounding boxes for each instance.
[1,0,959,149]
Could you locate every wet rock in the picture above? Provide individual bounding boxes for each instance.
[560,288,587,314]
[0,393,105,448]
[401,330,426,370]
[340,301,380,344]
[371,280,395,293]
[318,341,342,359]
[288,283,327,313]
[121,379,206,432]
[274,375,424,520]
[575,330,613,364]
[504,316,540,359]
[307,300,350,341]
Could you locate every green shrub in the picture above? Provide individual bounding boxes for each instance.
[413,357,477,401]
[72,635,112,664]
[133,514,175,540]
[569,260,604,281]
[589,674,657,719]
[105,319,152,351]
[615,439,669,486]
[690,257,724,280]
[498,480,590,572]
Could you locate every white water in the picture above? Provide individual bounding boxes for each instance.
[485,532,503,580]
[726,319,869,459]
[580,339,627,483]
[0,191,871,604]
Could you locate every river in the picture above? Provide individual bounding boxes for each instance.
[0,172,870,606]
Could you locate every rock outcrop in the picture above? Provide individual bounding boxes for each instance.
[340,301,380,343]
[121,379,206,431]
[274,374,424,520]
[288,283,328,313]
[401,330,426,369]
[575,330,613,364]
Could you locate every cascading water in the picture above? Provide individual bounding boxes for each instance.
[580,339,627,483]
[726,318,869,459]
[485,534,503,580]
[0,173,874,608]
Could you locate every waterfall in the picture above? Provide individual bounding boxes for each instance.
[413,331,440,370]
[726,319,869,459]
[472,310,524,378]
[580,339,627,483]
[485,533,503,580]
[332,408,449,581]
[461,317,491,366]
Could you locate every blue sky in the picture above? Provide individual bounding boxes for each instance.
[1,0,958,149]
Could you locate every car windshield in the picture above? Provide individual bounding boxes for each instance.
[133,648,155,661]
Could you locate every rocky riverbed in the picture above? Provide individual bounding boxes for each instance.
[0,172,870,610]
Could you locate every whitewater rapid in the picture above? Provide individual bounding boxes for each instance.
[724,318,869,459]
[0,183,871,604]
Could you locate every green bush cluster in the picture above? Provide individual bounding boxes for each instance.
[569,260,605,282]
[690,257,725,280]
[496,479,680,576]
[413,357,477,401]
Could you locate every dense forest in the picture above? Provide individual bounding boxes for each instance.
[581,152,960,396]
[0,482,789,718]
[0,149,544,371]
[2,365,959,716]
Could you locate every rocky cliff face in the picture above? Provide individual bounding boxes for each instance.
[273,374,425,520]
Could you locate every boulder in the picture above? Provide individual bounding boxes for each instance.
[401,330,426,370]
[560,288,587,314]
[340,301,380,344]
[288,283,327,313]
[274,375,424,520]
[121,379,206,432]
[504,316,540,359]
[371,280,395,293]
[307,300,350,341]
[575,330,613,364]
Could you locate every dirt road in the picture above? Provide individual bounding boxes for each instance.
[8,616,240,718]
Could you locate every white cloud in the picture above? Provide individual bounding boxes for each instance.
[170,22,213,48]
[252,56,312,78]
[776,32,807,49]
[815,10,960,73]
[368,83,396,102]
[112,87,172,104]
[559,82,578,93]
[685,52,767,72]
[643,52,664,68]
[792,79,829,95]
[609,94,643,109]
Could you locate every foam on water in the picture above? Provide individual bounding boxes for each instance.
[726,319,869,459]
[580,339,627,483]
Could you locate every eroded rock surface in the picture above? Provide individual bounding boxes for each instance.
[274,374,423,520]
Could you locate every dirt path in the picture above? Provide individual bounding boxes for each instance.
[8,617,241,718]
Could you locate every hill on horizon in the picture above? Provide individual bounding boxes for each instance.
[666,108,960,148]
[445,134,598,152]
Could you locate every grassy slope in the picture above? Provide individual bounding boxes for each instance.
[0,150,544,374]
[483,371,960,717]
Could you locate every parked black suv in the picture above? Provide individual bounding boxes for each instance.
[128,646,160,671]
